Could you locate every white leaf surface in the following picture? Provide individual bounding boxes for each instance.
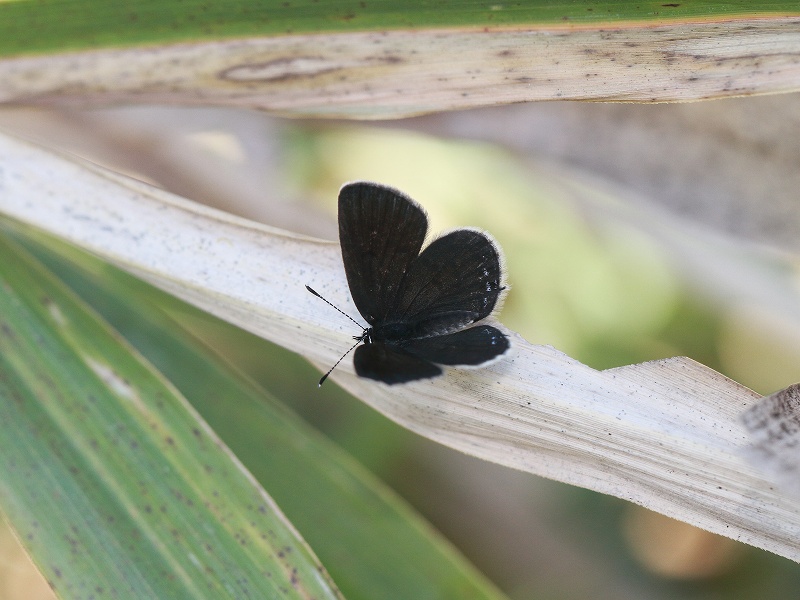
[0,131,797,561]
[3,20,800,118]
[742,384,800,500]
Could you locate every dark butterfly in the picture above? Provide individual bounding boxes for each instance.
[308,181,510,385]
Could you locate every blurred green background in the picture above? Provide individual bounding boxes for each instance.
[2,104,800,599]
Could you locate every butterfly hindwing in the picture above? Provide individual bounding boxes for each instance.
[339,182,428,326]
[400,325,509,366]
[354,342,442,384]
[383,229,504,337]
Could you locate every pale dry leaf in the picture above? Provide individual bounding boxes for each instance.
[741,383,800,500]
[2,19,800,118]
[0,132,798,561]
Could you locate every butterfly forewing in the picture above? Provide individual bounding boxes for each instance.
[381,229,504,337]
[338,182,428,325]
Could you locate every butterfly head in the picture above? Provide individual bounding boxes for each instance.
[353,327,373,345]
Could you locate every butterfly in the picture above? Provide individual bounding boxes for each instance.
[309,181,510,385]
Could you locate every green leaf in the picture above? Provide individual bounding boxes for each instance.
[1,0,797,56]
[2,218,509,599]
[0,228,343,599]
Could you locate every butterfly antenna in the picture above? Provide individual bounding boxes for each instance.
[305,285,362,328]
[317,337,363,387]
[306,285,368,386]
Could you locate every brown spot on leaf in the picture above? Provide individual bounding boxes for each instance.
[220,57,338,83]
